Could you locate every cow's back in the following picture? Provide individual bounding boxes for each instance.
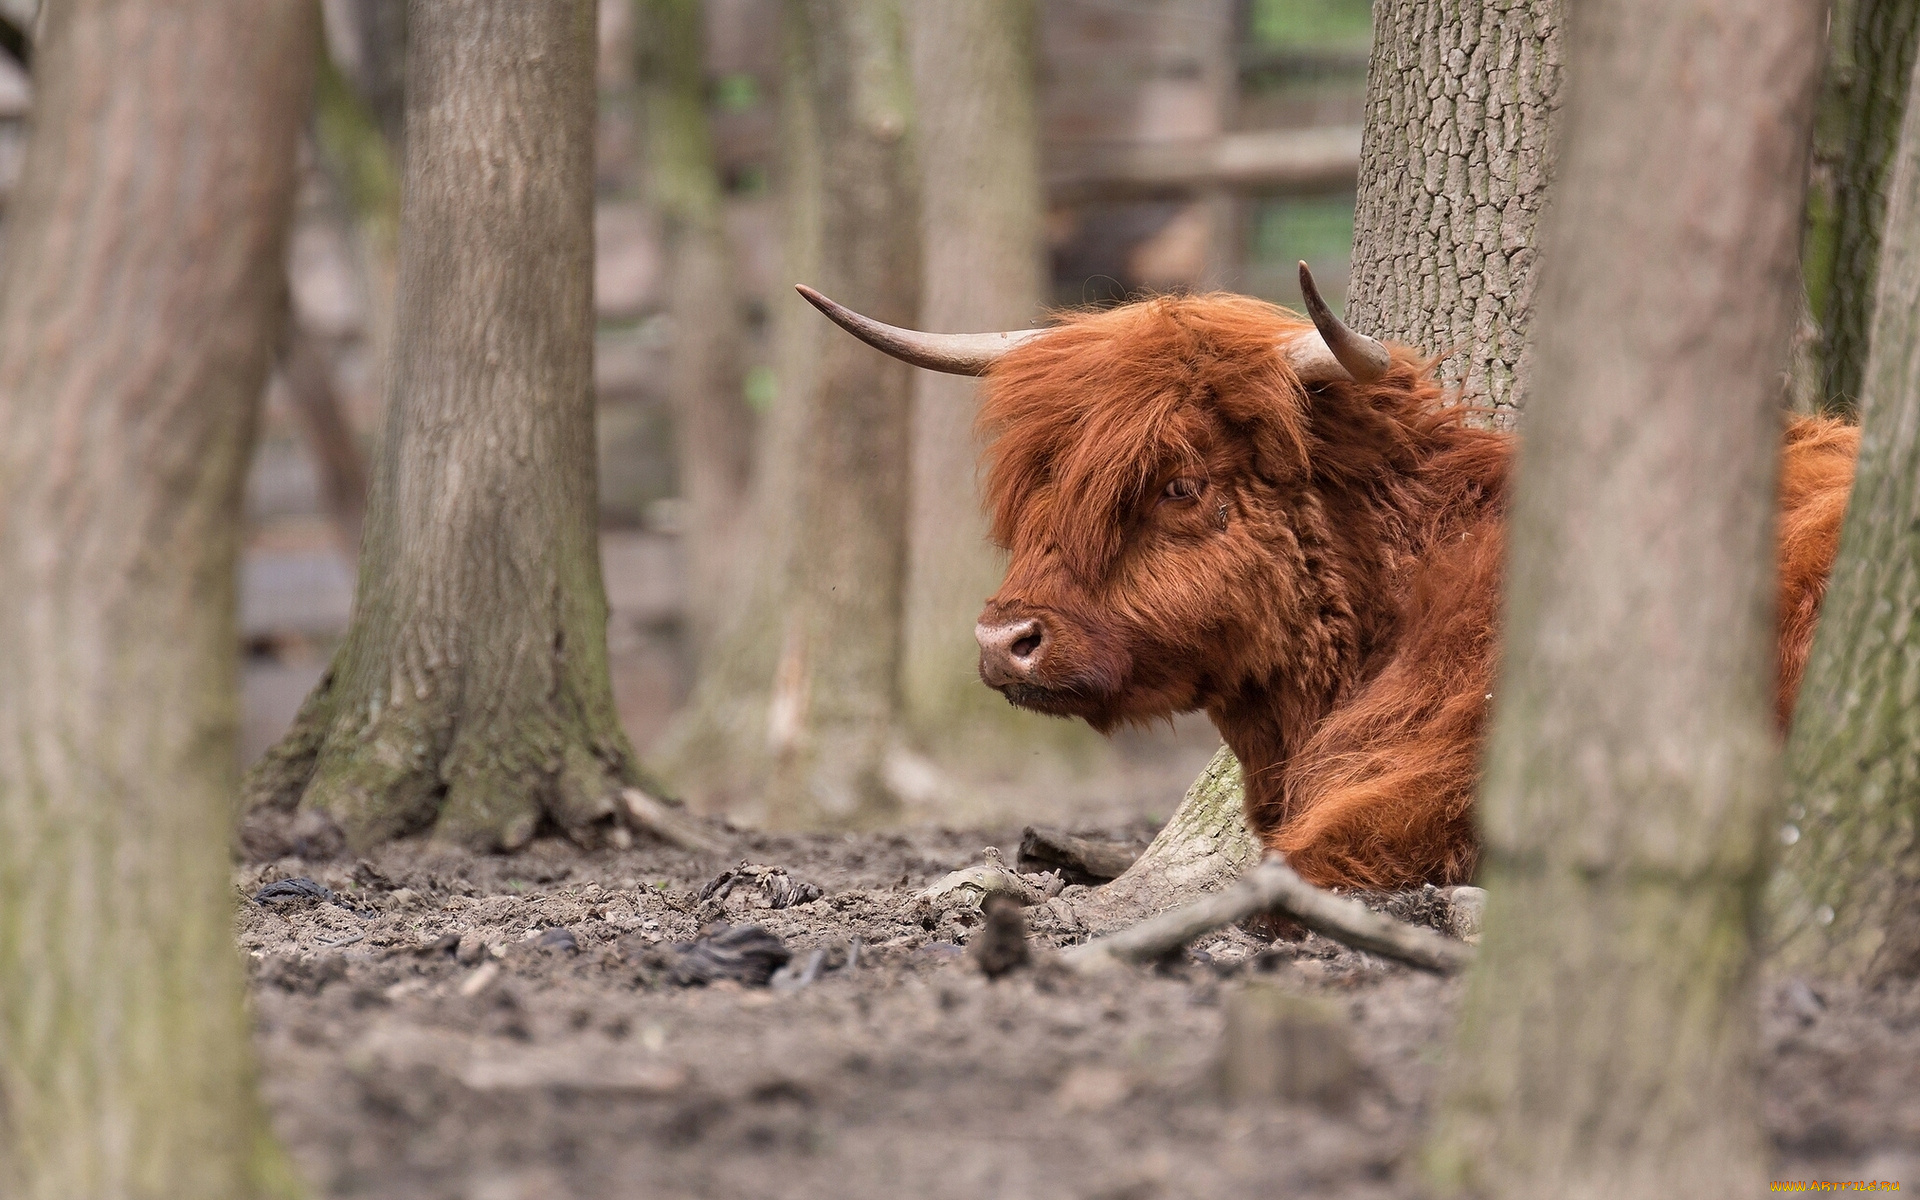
[1776,414,1859,724]
[1262,412,1858,889]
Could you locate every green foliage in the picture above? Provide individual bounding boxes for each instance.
[1248,0,1373,50]
[1252,194,1356,265]
[313,51,400,240]
[713,71,761,112]
[743,364,777,413]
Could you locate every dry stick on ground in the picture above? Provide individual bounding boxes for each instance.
[1064,856,1475,975]
[620,788,730,857]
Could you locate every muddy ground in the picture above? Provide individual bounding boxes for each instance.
[242,822,1920,1200]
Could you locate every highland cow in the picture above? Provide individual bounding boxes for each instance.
[798,268,1857,890]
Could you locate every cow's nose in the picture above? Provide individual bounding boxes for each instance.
[976,617,1048,688]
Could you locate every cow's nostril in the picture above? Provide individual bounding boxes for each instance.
[976,617,1050,687]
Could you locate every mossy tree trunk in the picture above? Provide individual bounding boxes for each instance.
[1348,0,1564,421]
[638,0,756,665]
[0,0,315,1195]
[1804,0,1920,414]
[1773,48,1920,986]
[244,0,645,855]
[1424,0,1825,1195]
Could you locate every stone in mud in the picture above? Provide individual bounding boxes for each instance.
[968,894,1031,979]
[1218,983,1362,1109]
[254,876,334,905]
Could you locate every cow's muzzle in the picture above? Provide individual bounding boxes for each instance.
[976,616,1049,689]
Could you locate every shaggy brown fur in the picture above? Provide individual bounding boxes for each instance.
[975,294,1857,890]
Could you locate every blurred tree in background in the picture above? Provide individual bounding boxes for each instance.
[759,0,920,827]
[1774,44,1920,988]
[900,0,1105,767]
[243,0,647,854]
[1426,0,1826,1194]
[639,0,756,666]
[0,0,315,1194]
[655,0,919,828]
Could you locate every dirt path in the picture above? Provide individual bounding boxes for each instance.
[241,828,1920,1200]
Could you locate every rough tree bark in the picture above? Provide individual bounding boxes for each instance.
[1090,0,1566,921]
[1424,0,1825,1195]
[1347,0,1563,420]
[1772,49,1920,987]
[243,0,645,854]
[900,0,1087,759]
[638,0,755,664]
[760,0,920,827]
[0,1,315,1196]
[1804,0,1920,413]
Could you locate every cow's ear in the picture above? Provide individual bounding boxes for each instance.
[1242,401,1311,490]
[1207,356,1311,488]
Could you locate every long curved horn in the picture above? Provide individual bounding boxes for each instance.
[795,285,1049,376]
[1285,262,1392,385]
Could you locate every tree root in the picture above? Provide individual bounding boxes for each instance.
[1063,855,1476,975]
[1071,745,1262,935]
[239,651,715,859]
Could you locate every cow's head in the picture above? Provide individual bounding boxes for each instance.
[797,267,1409,732]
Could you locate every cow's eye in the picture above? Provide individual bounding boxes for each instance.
[1162,477,1205,503]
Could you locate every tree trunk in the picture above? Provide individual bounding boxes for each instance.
[0,1,314,1196]
[761,0,919,827]
[1347,0,1564,420]
[1105,0,1567,917]
[1805,0,1920,413]
[899,0,1095,762]
[646,0,825,818]
[244,0,644,854]
[1424,0,1825,1195]
[1773,49,1920,987]
[638,0,756,665]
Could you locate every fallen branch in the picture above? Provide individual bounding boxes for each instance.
[1046,127,1362,203]
[620,787,730,856]
[1017,825,1141,883]
[1062,856,1475,975]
